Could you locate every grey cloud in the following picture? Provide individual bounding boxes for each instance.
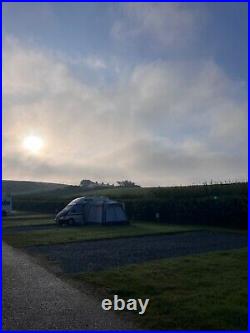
[3,155,124,185]
[98,138,247,186]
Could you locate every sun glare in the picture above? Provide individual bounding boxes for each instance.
[23,135,44,154]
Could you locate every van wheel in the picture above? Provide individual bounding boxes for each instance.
[68,218,75,226]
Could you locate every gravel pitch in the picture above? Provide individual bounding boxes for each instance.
[27,231,248,273]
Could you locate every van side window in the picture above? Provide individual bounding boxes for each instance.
[71,205,82,214]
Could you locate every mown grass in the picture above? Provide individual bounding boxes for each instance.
[3,222,197,247]
[74,248,248,330]
[3,212,53,220]
[2,214,54,227]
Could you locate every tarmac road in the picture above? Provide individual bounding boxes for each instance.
[2,242,134,330]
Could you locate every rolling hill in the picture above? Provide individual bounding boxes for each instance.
[2,180,69,195]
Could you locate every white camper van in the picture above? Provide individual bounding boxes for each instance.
[55,197,128,226]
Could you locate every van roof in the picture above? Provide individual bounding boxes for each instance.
[68,196,119,205]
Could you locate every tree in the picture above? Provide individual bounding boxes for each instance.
[80,179,94,187]
[116,180,140,187]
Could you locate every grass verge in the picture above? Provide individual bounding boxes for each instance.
[2,216,54,227]
[3,222,197,247]
[73,248,248,330]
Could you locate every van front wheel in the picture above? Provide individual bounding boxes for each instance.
[57,220,64,227]
[68,218,75,226]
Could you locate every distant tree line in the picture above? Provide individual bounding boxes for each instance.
[116,180,140,188]
[79,179,140,188]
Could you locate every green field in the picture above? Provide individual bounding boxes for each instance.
[13,182,248,200]
[3,214,54,227]
[3,220,198,247]
[12,182,248,229]
[2,179,67,195]
[74,248,248,330]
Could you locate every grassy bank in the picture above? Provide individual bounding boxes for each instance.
[74,248,248,330]
[3,221,197,247]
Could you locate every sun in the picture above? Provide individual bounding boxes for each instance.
[23,135,44,154]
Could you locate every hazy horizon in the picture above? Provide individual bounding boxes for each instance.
[3,178,248,189]
[3,3,248,187]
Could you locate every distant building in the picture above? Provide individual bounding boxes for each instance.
[2,194,12,215]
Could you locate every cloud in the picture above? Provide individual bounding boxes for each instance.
[117,139,247,185]
[3,37,78,97]
[83,56,107,70]
[111,3,199,49]
[2,37,247,186]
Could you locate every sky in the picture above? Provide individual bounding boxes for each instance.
[2,2,248,186]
